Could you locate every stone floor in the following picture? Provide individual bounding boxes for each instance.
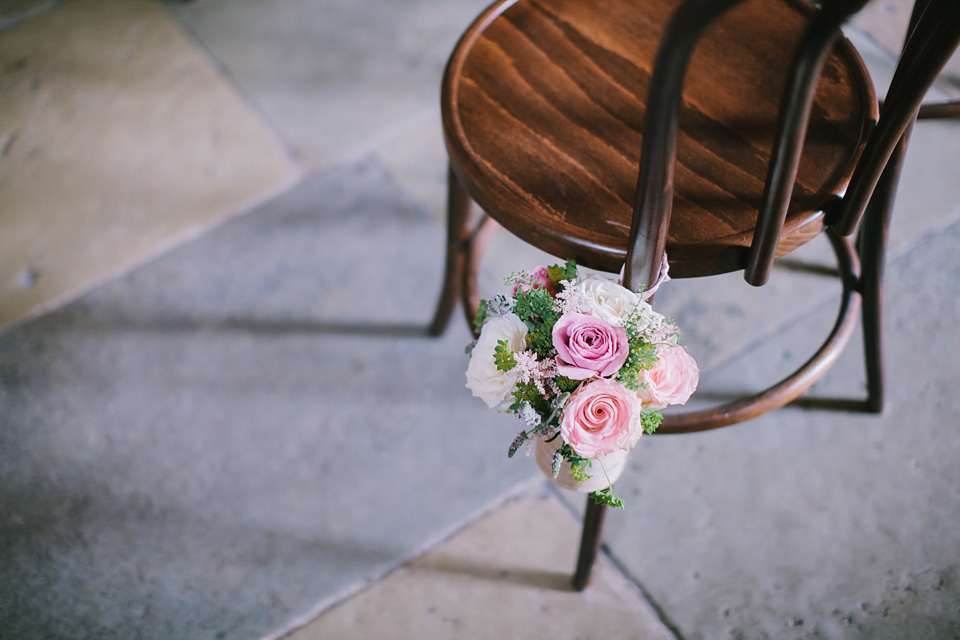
[1,1,959,639]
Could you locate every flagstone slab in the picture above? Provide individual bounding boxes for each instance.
[169,0,490,169]
[0,160,537,640]
[376,108,448,225]
[0,0,300,332]
[849,0,960,93]
[576,218,960,640]
[286,493,675,640]
[0,0,56,28]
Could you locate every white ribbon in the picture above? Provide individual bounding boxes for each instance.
[619,252,670,300]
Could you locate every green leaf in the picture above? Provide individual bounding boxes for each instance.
[641,410,662,435]
[512,288,561,359]
[570,459,591,483]
[493,340,517,372]
[547,259,578,284]
[616,341,659,391]
[473,302,489,331]
[590,488,625,509]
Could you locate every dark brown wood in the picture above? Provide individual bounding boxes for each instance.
[624,0,748,291]
[834,0,960,235]
[858,134,909,414]
[659,230,861,432]
[462,215,499,338]
[917,100,960,120]
[573,499,606,591]
[745,0,871,286]
[434,0,958,591]
[443,0,874,280]
[428,166,474,336]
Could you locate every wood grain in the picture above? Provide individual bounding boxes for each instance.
[442,0,876,277]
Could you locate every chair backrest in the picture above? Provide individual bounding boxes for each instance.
[834,0,960,235]
[623,0,960,292]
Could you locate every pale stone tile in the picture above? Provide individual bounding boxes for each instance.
[0,0,56,28]
[0,161,540,639]
[849,0,960,94]
[581,218,960,640]
[376,108,448,224]
[287,493,674,640]
[169,0,490,169]
[0,0,301,331]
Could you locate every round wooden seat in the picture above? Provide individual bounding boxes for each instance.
[442,0,877,278]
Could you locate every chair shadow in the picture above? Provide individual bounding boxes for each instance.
[774,258,840,279]
[788,396,870,412]
[680,391,870,415]
[86,315,436,338]
[197,318,433,338]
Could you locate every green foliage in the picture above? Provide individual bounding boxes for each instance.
[547,259,578,284]
[473,302,489,332]
[512,288,561,359]
[493,340,517,372]
[590,488,625,509]
[616,341,658,391]
[563,447,592,483]
[551,451,563,478]
[641,410,662,435]
[509,381,547,415]
[570,461,591,483]
[553,375,580,394]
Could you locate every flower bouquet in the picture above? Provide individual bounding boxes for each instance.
[465,261,698,508]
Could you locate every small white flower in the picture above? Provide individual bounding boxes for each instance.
[517,401,541,428]
[553,279,590,315]
[465,314,528,408]
[630,300,667,336]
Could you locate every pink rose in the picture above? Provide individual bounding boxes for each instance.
[561,379,642,458]
[552,312,628,380]
[639,345,699,408]
[512,266,555,296]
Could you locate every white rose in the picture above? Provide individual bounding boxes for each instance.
[465,313,529,408]
[577,274,641,325]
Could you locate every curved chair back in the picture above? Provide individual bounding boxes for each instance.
[624,0,960,291]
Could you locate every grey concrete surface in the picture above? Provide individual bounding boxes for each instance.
[0,161,537,639]
[286,493,676,640]
[1,1,959,639]
[578,219,960,640]
[166,0,490,170]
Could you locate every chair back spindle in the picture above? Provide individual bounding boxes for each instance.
[745,0,870,286]
[624,0,747,292]
[835,0,960,236]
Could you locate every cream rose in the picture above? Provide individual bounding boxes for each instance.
[638,345,699,408]
[577,274,641,325]
[465,314,528,408]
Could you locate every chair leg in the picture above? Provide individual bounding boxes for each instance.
[857,134,909,414]
[573,499,607,590]
[428,165,473,336]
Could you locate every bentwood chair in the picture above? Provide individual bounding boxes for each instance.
[429,0,960,589]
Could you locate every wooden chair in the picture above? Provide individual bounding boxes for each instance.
[429,0,960,589]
